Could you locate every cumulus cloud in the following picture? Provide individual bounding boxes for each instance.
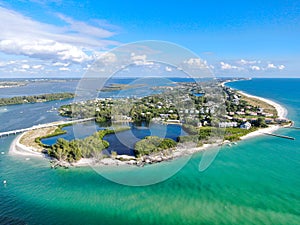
[220,62,243,70]
[52,62,70,67]
[0,6,119,64]
[250,65,261,71]
[266,63,277,69]
[59,67,70,71]
[97,52,117,64]
[0,60,16,67]
[32,65,44,69]
[165,66,172,72]
[264,63,286,71]
[219,60,286,73]
[21,64,30,69]
[183,58,209,69]
[238,59,260,65]
[130,53,153,65]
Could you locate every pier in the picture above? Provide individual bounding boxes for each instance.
[262,132,295,140]
[0,118,95,138]
[284,126,300,130]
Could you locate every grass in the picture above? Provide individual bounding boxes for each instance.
[239,93,277,117]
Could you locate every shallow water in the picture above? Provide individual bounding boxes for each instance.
[0,78,299,225]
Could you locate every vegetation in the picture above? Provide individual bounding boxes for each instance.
[182,124,198,135]
[224,127,258,141]
[134,136,177,157]
[47,127,130,163]
[240,94,277,117]
[179,126,258,143]
[101,83,145,92]
[34,124,71,148]
[253,117,268,128]
[0,92,75,106]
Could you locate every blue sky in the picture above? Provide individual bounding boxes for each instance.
[0,0,299,77]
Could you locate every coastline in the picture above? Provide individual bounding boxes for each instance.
[238,91,287,118]
[9,132,45,158]
[9,82,290,168]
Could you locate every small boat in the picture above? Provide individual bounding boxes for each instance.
[233,142,237,145]
[228,143,232,147]
[3,180,6,184]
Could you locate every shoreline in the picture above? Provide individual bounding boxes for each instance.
[9,81,290,168]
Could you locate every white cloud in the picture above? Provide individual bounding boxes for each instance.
[57,14,115,39]
[130,53,153,65]
[238,59,260,65]
[219,60,286,73]
[21,64,30,69]
[263,63,286,71]
[59,67,70,71]
[250,65,260,71]
[220,62,243,70]
[165,66,172,72]
[266,63,277,69]
[0,60,16,67]
[183,58,209,69]
[0,6,119,64]
[32,65,44,69]
[53,62,70,67]
[98,52,117,64]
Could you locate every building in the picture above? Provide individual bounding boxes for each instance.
[240,122,252,130]
[265,118,274,124]
[218,122,238,128]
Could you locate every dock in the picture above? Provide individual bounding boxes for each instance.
[0,117,95,138]
[262,132,295,140]
[284,126,300,130]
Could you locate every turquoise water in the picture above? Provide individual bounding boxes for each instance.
[0,78,299,224]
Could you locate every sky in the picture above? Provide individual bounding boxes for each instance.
[0,0,299,78]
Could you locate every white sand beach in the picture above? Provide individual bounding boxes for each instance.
[9,132,45,158]
[238,91,288,118]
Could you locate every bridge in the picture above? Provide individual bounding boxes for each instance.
[0,118,95,138]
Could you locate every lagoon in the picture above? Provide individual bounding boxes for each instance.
[41,122,186,156]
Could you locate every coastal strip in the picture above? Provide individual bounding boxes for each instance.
[8,85,291,167]
[236,90,289,140]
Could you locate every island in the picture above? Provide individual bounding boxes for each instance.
[0,92,75,106]
[0,81,28,88]
[10,79,292,168]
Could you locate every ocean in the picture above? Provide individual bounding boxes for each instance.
[0,78,299,224]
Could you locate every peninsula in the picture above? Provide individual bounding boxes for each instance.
[10,80,291,168]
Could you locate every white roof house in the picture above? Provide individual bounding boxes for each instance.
[218,122,238,128]
[240,122,251,130]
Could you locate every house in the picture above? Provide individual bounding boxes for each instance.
[218,122,238,128]
[275,118,289,123]
[250,118,258,123]
[240,122,252,130]
[248,112,258,116]
[265,118,274,124]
